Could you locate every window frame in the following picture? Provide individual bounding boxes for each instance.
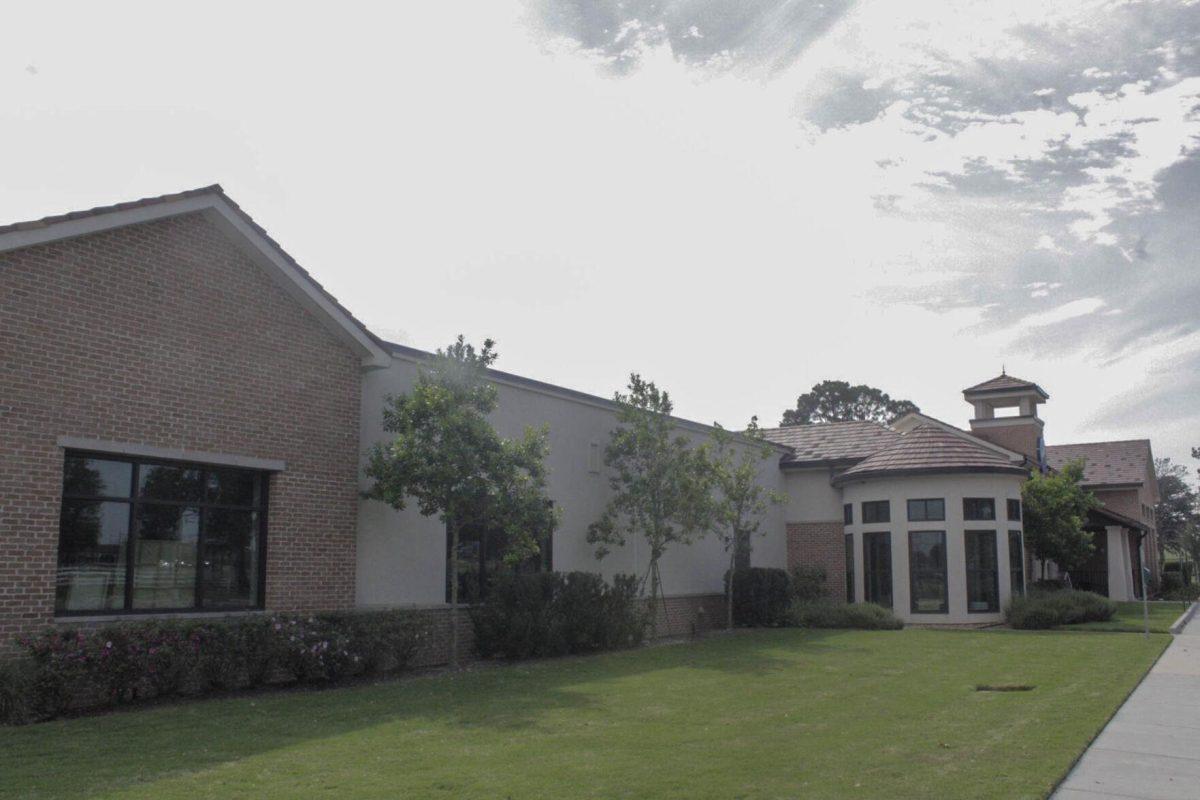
[964,529,1000,614]
[844,533,855,603]
[56,450,269,616]
[906,498,945,522]
[862,500,891,525]
[445,515,554,605]
[963,497,997,521]
[907,530,948,614]
[843,503,853,525]
[1007,498,1022,522]
[862,531,893,609]
[1008,529,1025,599]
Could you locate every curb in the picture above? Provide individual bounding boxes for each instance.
[1168,601,1199,635]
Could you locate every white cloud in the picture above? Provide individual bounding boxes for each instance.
[1018,297,1107,328]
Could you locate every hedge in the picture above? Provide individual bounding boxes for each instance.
[788,600,903,630]
[729,567,792,627]
[1005,589,1116,629]
[1,610,427,724]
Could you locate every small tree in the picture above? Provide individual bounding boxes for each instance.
[1022,459,1100,578]
[703,418,784,629]
[782,379,918,426]
[363,336,556,666]
[587,374,712,636]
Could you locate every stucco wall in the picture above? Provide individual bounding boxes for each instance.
[356,354,788,606]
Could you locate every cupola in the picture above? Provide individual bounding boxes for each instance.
[962,372,1049,469]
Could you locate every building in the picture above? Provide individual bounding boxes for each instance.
[0,187,1160,655]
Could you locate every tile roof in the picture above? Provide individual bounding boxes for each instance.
[760,421,901,466]
[963,373,1048,397]
[834,424,1028,484]
[1045,440,1152,487]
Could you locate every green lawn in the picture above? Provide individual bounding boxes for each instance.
[0,629,1167,800]
[1063,600,1192,633]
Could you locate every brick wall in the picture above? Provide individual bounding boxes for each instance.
[967,423,1040,462]
[786,521,846,601]
[0,212,362,652]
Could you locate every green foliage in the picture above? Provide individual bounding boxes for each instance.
[788,600,903,630]
[729,567,792,626]
[1161,582,1200,602]
[1155,457,1199,556]
[1005,590,1116,629]
[781,379,918,426]
[790,565,829,603]
[587,374,713,631]
[0,658,36,725]
[470,572,647,660]
[1021,460,1100,574]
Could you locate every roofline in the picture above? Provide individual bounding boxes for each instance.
[1088,504,1148,532]
[779,457,863,470]
[0,186,392,369]
[1046,438,1153,448]
[832,464,1030,486]
[962,381,1050,400]
[892,411,1027,464]
[384,341,790,451]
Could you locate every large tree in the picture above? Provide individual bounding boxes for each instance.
[1022,459,1100,578]
[703,417,784,629]
[363,336,557,666]
[781,380,919,426]
[1155,457,1199,556]
[587,374,712,635]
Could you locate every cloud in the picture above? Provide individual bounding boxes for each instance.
[1017,297,1107,327]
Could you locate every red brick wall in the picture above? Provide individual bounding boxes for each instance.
[786,522,846,601]
[0,212,362,652]
[968,423,1040,462]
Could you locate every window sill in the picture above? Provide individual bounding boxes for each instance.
[54,609,265,624]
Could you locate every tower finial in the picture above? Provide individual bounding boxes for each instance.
[1001,363,1006,376]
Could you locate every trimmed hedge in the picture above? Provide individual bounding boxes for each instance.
[470,572,647,660]
[2,610,427,724]
[1005,590,1117,629]
[730,567,792,627]
[790,565,828,603]
[788,600,903,630]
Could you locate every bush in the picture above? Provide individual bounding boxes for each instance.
[471,572,647,660]
[0,658,36,725]
[790,565,828,603]
[730,567,792,627]
[788,600,903,630]
[1159,572,1184,595]
[1031,578,1067,592]
[8,610,429,723]
[1161,582,1200,602]
[1005,589,1117,630]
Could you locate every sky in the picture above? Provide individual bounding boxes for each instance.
[2,1,1197,476]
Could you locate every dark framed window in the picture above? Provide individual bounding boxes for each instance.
[907,498,945,522]
[965,530,1000,613]
[843,503,853,525]
[908,531,948,614]
[844,533,855,603]
[56,453,267,615]
[446,518,553,604]
[963,497,996,521]
[1008,530,1025,598]
[1007,499,1022,521]
[862,500,890,524]
[862,531,892,608]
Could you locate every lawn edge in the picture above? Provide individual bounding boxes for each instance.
[1168,601,1198,635]
[1043,633,1172,799]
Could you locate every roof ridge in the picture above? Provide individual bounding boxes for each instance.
[1048,439,1151,447]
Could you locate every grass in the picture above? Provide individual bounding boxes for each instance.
[1062,600,1192,634]
[0,628,1167,800]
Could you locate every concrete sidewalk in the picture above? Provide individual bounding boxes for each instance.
[1054,606,1200,800]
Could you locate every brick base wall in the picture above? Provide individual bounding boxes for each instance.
[786,522,847,601]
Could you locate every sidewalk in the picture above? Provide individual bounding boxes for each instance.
[1054,607,1200,800]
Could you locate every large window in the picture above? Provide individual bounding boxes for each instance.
[963,497,996,521]
[57,453,267,614]
[447,521,553,604]
[965,530,999,613]
[843,504,853,525]
[862,500,890,524]
[907,498,945,522]
[908,531,948,614]
[863,532,892,608]
[844,533,855,603]
[1007,499,1022,521]
[1009,530,1025,598]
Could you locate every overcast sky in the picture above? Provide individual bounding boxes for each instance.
[2,1,1197,475]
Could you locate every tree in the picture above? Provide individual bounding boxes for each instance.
[363,336,557,666]
[1021,459,1100,578]
[587,374,712,636]
[702,417,785,629]
[781,380,918,426]
[1154,457,1199,557]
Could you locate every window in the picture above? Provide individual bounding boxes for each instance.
[843,503,853,525]
[1008,530,1025,598]
[588,442,601,474]
[907,498,945,522]
[862,500,890,524]
[1007,499,1022,521]
[908,531,948,613]
[963,497,996,521]
[862,532,892,608]
[56,453,267,614]
[447,517,553,604]
[965,530,1000,613]
[844,533,855,603]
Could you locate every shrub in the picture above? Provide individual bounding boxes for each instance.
[1031,578,1067,592]
[730,567,792,627]
[790,565,828,603]
[1005,589,1116,630]
[1161,582,1200,602]
[0,658,36,725]
[470,572,647,660]
[1159,572,1183,595]
[788,600,903,630]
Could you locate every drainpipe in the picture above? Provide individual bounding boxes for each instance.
[1136,529,1149,640]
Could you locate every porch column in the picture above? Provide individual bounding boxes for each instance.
[1105,526,1133,601]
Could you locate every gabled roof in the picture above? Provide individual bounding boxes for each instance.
[0,185,392,369]
[1045,440,1156,495]
[963,373,1049,399]
[833,424,1029,485]
[760,421,901,467]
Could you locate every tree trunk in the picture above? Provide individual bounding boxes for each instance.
[649,552,660,639]
[449,518,459,668]
[727,549,735,631]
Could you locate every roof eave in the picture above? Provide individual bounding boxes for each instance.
[832,464,1030,487]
